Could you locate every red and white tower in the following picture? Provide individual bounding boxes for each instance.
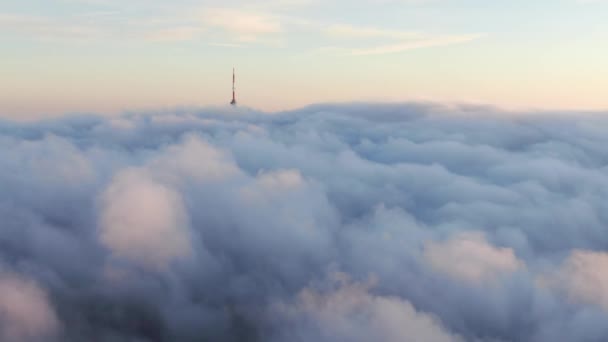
[230,68,237,106]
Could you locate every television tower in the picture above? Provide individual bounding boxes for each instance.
[230,67,237,106]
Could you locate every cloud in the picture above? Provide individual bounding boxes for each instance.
[1,103,608,340]
[424,232,523,285]
[544,250,608,311]
[326,24,423,39]
[0,13,104,40]
[145,26,206,42]
[2,2,480,53]
[200,8,282,42]
[149,134,241,183]
[270,273,462,342]
[349,33,483,55]
[0,11,203,43]
[0,271,61,342]
[324,23,483,55]
[99,167,193,270]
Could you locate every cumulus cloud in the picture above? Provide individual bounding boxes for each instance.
[270,273,462,342]
[1,102,608,341]
[545,250,608,311]
[424,231,523,285]
[145,134,242,185]
[0,271,60,342]
[99,168,193,270]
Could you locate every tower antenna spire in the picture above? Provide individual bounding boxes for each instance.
[230,67,237,106]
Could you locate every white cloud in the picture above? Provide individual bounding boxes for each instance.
[97,135,241,271]
[256,169,305,191]
[2,2,482,52]
[323,23,483,55]
[150,134,241,184]
[352,33,482,56]
[208,42,244,48]
[0,13,104,40]
[424,231,523,284]
[0,272,61,342]
[145,26,206,42]
[273,274,462,342]
[327,24,422,40]
[545,250,608,311]
[99,168,193,270]
[200,8,282,42]
[8,103,608,340]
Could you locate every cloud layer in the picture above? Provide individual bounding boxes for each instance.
[1,102,608,341]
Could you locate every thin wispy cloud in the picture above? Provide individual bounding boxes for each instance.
[1,1,483,54]
[322,23,484,56]
[145,26,206,42]
[208,42,245,48]
[200,8,282,43]
[0,8,201,43]
[350,33,484,55]
[326,24,423,40]
[0,13,105,40]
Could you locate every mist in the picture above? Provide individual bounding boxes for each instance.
[1,102,608,341]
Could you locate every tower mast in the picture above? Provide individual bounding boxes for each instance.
[230,68,237,106]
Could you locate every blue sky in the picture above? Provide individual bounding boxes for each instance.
[1,0,607,118]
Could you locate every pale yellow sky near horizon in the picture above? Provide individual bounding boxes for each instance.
[2,0,607,119]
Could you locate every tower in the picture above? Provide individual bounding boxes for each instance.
[230,68,237,106]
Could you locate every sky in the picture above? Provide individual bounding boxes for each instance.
[1,0,608,118]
